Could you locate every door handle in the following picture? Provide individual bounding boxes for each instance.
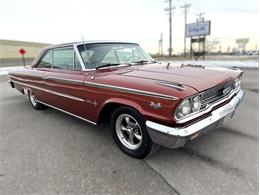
[42,76,49,80]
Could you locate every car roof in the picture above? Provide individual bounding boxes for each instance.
[45,40,139,49]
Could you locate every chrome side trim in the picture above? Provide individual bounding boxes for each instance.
[83,81,178,100]
[44,76,83,85]
[10,75,44,84]
[10,74,42,79]
[11,80,85,102]
[175,88,239,124]
[37,100,96,125]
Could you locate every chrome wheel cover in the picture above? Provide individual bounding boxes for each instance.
[29,92,37,106]
[115,114,143,150]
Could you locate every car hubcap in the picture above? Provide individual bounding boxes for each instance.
[115,114,143,150]
[29,92,37,106]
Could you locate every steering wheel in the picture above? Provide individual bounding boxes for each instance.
[126,55,139,63]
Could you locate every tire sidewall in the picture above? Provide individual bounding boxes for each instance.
[111,106,154,159]
[28,91,42,110]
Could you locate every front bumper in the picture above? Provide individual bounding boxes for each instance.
[146,89,244,149]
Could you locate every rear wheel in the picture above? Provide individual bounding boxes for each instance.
[28,91,46,110]
[111,106,158,159]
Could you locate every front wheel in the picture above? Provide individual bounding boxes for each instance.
[111,106,158,159]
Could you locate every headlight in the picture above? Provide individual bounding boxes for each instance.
[175,99,191,119]
[192,95,201,112]
[175,95,201,120]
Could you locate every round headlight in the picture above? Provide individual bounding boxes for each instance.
[192,96,201,112]
[176,99,191,119]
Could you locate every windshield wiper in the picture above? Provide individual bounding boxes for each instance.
[131,60,157,65]
[96,63,120,69]
[96,63,132,69]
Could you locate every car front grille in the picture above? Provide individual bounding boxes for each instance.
[201,80,236,109]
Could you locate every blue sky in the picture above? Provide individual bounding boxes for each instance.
[0,0,258,53]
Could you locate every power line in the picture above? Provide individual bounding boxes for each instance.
[180,3,191,57]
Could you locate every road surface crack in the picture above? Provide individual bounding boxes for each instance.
[143,160,180,195]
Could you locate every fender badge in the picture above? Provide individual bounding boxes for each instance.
[150,102,162,109]
[85,99,98,106]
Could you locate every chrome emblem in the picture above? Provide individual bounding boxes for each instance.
[150,102,162,109]
[85,99,98,106]
[223,86,231,95]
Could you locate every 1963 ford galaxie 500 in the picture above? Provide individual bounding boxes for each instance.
[8,41,244,158]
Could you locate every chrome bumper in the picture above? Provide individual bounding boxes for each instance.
[146,89,244,149]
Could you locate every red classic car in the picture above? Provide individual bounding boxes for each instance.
[8,41,244,158]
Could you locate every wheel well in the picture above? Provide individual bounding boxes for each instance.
[98,102,142,125]
[98,103,123,125]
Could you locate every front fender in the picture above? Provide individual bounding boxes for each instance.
[97,97,175,125]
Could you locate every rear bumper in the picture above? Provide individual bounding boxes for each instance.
[146,89,244,149]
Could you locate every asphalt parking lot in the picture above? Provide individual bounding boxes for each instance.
[0,68,258,195]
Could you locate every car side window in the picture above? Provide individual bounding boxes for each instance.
[37,50,52,68]
[53,48,74,70]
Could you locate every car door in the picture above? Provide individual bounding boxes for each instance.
[42,47,95,122]
[25,49,52,102]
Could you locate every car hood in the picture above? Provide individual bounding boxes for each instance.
[120,63,240,92]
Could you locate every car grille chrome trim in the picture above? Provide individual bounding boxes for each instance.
[37,100,96,125]
[176,88,238,124]
[11,80,85,102]
[201,80,236,105]
[83,81,179,100]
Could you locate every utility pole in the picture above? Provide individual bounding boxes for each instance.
[159,32,163,56]
[158,33,163,59]
[180,3,191,58]
[165,0,175,57]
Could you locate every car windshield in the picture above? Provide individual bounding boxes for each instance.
[77,43,154,69]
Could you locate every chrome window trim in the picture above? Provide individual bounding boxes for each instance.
[11,80,85,102]
[83,81,178,100]
[73,44,87,71]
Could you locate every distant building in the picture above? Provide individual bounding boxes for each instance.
[0,39,50,67]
